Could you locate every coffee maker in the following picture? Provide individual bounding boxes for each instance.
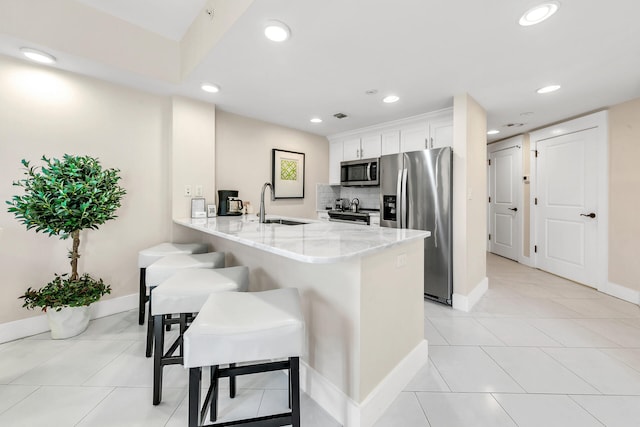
[218,190,243,216]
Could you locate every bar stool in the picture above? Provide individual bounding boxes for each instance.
[138,243,208,325]
[184,288,305,427]
[145,252,225,357]
[152,266,249,405]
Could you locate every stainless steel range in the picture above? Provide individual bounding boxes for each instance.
[327,209,378,225]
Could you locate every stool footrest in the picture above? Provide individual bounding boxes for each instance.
[218,361,289,379]
[200,412,292,427]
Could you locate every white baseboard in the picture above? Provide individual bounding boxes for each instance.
[598,281,640,305]
[300,340,429,427]
[519,255,535,268]
[452,277,488,312]
[0,293,138,344]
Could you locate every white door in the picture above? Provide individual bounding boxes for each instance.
[400,122,428,152]
[360,134,382,159]
[489,146,521,261]
[429,119,453,148]
[342,138,362,161]
[535,128,599,286]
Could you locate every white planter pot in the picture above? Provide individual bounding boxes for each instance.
[46,306,91,339]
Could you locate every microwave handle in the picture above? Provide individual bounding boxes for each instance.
[366,163,371,181]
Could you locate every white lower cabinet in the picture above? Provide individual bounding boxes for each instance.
[369,214,380,227]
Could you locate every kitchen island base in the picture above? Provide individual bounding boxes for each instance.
[176,217,429,427]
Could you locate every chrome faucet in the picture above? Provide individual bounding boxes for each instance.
[259,182,273,223]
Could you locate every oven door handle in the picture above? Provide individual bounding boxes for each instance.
[329,218,368,225]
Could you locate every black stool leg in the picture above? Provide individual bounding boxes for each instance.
[138,268,146,325]
[188,367,201,427]
[291,357,301,427]
[152,314,165,405]
[210,365,219,422]
[145,287,155,358]
[229,363,236,398]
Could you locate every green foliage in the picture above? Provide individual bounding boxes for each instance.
[20,273,111,312]
[6,154,126,239]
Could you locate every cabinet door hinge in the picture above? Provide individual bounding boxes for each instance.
[488,196,491,203]
[488,234,491,241]
[535,197,538,205]
[535,150,539,158]
[488,159,491,166]
[534,245,538,253]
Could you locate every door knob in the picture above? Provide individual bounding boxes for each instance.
[508,207,518,212]
[580,212,596,218]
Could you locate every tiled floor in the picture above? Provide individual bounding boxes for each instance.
[1,253,639,426]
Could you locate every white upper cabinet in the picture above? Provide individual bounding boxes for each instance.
[429,117,454,148]
[400,121,429,152]
[329,140,343,185]
[381,130,400,155]
[342,138,362,161]
[343,135,381,161]
[360,133,382,159]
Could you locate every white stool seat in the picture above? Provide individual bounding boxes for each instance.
[151,267,249,316]
[138,243,208,268]
[184,288,304,369]
[146,252,225,288]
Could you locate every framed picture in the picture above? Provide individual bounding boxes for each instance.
[207,204,217,217]
[191,198,206,218]
[272,149,305,199]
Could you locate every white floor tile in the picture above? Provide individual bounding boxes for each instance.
[476,318,562,347]
[429,317,505,346]
[599,348,640,373]
[571,395,640,427]
[416,392,517,427]
[482,346,599,394]
[526,318,620,347]
[573,318,640,347]
[493,393,603,427]
[11,340,132,385]
[424,318,449,345]
[258,389,342,426]
[404,360,450,392]
[429,346,524,392]
[76,386,185,427]
[0,385,113,426]
[0,339,73,383]
[543,347,640,394]
[0,384,38,414]
[554,297,640,319]
[372,392,429,427]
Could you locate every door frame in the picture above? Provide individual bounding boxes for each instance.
[529,111,609,288]
[487,136,524,262]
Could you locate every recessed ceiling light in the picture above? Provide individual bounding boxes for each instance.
[519,2,560,26]
[201,83,220,93]
[310,118,322,123]
[20,47,56,64]
[536,84,561,94]
[383,95,400,103]
[487,129,500,135]
[264,20,291,42]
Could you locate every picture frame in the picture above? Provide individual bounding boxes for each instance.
[191,198,206,218]
[207,204,217,217]
[271,149,305,199]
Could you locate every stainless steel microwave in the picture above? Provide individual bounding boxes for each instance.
[340,158,379,186]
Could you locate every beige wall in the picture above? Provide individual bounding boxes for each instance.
[608,98,640,291]
[452,93,488,298]
[0,55,173,323]
[215,110,329,219]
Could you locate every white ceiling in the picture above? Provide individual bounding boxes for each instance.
[4,0,640,142]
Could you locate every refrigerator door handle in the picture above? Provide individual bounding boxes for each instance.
[401,168,408,229]
[396,169,403,228]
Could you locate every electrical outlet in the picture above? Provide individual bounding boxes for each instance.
[195,185,203,197]
[184,185,192,197]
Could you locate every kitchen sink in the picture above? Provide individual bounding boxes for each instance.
[262,218,308,226]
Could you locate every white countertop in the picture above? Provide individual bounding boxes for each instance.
[175,215,429,264]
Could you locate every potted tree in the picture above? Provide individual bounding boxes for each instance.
[7,154,126,338]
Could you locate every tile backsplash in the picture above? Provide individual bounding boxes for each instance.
[316,184,380,210]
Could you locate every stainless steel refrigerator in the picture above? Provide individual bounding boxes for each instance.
[379,147,453,305]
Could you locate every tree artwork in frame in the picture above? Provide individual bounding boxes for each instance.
[272,149,305,199]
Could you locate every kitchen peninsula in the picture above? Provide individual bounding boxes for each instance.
[175,216,429,427]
